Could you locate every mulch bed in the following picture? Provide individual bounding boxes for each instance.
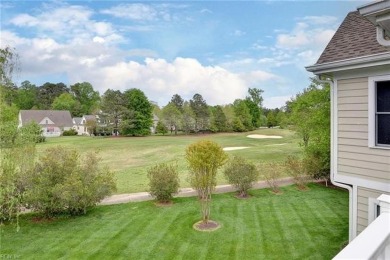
[193,220,221,232]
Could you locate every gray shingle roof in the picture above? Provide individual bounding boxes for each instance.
[73,117,82,125]
[20,110,73,127]
[316,11,390,65]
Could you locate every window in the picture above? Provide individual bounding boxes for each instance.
[368,198,381,224]
[369,76,390,148]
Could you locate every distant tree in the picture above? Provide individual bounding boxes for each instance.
[121,88,153,136]
[245,88,264,128]
[210,105,227,132]
[51,92,81,116]
[190,94,210,132]
[170,94,184,112]
[181,101,196,134]
[186,140,227,224]
[37,82,69,110]
[161,102,182,135]
[266,110,277,128]
[233,99,253,131]
[147,163,179,203]
[232,117,246,132]
[101,89,126,136]
[70,82,100,116]
[155,121,168,135]
[224,156,259,197]
[15,81,38,110]
[85,119,97,136]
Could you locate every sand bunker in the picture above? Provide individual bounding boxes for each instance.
[247,134,283,139]
[266,143,287,146]
[223,147,250,151]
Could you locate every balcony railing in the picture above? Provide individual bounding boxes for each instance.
[334,194,390,260]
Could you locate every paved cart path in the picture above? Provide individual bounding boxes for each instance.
[100,177,296,205]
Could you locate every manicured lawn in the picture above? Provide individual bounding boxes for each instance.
[36,128,301,193]
[0,184,348,259]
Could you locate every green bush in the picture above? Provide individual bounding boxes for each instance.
[284,156,311,190]
[62,128,78,136]
[224,156,259,197]
[261,162,284,193]
[147,163,179,203]
[26,146,116,216]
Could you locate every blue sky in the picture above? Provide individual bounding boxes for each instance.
[1,0,370,108]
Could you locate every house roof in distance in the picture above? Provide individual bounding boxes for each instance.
[20,110,73,127]
[315,11,390,65]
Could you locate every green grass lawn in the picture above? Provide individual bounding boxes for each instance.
[0,184,348,260]
[36,128,301,193]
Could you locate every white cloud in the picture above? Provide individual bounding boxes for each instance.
[232,30,246,37]
[301,16,338,25]
[101,4,158,21]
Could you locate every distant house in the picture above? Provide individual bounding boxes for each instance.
[150,114,159,134]
[73,115,98,135]
[306,0,390,258]
[18,110,73,137]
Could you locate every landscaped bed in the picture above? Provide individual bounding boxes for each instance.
[0,183,348,259]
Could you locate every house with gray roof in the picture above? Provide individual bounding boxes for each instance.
[18,110,73,137]
[306,0,390,258]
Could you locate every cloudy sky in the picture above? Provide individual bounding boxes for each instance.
[1,0,369,108]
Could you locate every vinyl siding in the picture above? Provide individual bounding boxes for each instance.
[337,77,390,187]
[356,187,390,234]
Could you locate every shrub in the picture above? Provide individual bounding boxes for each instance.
[62,128,78,136]
[26,146,116,216]
[261,162,284,193]
[147,163,179,203]
[186,140,227,223]
[155,121,168,135]
[224,156,258,197]
[284,156,311,190]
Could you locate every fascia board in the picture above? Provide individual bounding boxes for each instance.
[306,52,390,74]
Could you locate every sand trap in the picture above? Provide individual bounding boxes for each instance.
[247,134,283,139]
[266,143,287,146]
[223,147,250,151]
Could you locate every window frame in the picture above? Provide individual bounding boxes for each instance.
[368,75,390,149]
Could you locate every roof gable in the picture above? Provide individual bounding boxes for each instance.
[316,11,390,65]
[39,117,55,125]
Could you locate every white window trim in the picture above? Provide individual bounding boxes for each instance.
[368,197,380,224]
[368,74,390,149]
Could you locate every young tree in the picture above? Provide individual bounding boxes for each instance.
[224,156,259,197]
[245,88,264,128]
[147,163,179,203]
[233,99,253,131]
[155,121,168,135]
[185,140,227,224]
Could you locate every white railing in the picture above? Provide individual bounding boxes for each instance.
[334,194,390,260]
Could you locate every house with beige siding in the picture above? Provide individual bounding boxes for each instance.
[19,110,73,137]
[307,0,390,258]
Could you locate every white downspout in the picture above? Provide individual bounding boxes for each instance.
[315,75,354,242]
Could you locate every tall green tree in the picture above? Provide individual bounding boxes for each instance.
[37,82,69,109]
[70,82,100,115]
[210,105,227,132]
[15,81,38,110]
[52,92,81,116]
[181,101,196,134]
[190,93,210,132]
[233,99,253,131]
[245,88,264,128]
[101,89,126,136]
[121,88,153,136]
[170,94,184,112]
[287,78,331,180]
